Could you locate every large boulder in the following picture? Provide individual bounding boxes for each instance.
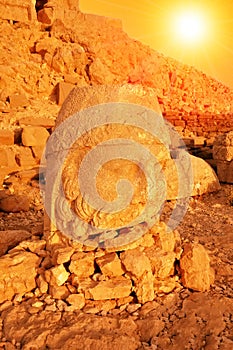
[0,250,40,304]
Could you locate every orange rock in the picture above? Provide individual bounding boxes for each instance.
[96,252,125,277]
[57,82,75,105]
[0,229,31,256]
[180,243,215,292]
[0,251,40,304]
[21,126,50,147]
[0,130,14,145]
[0,194,30,212]
[66,293,85,309]
[120,248,152,279]
[9,93,29,108]
[87,276,132,300]
[69,252,95,279]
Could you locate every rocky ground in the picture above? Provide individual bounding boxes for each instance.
[0,183,232,350]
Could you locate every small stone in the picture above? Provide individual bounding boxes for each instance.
[66,294,85,310]
[96,252,125,277]
[136,318,164,342]
[45,303,57,312]
[87,276,132,300]
[69,252,95,279]
[52,246,74,265]
[180,243,215,291]
[57,82,75,105]
[21,126,50,147]
[126,303,141,314]
[36,275,48,294]
[46,264,70,286]
[135,271,155,304]
[0,130,14,145]
[49,285,70,299]
[31,301,44,308]
[120,248,152,279]
[9,94,29,108]
[0,195,30,213]
[0,251,39,304]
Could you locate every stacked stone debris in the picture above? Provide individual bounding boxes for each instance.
[213,131,233,183]
[0,116,55,192]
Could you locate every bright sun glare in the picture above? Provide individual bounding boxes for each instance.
[174,11,207,44]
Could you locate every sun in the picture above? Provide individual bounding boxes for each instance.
[173,10,207,44]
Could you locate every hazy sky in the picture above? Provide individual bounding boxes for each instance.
[80,0,233,88]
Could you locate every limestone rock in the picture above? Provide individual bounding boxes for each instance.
[21,126,50,147]
[66,293,85,310]
[49,285,70,299]
[15,147,37,168]
[0,250,40,304]
[69,252,95,279]
[87,276,132,300]
[213,145,233,161]
[0,130,14,145]
[145,248,176,279]
[135,271,155,304]
[9,93,29,108]
[96,252,125,277]
[216,160,233,183]
[0,230,32,256]
[18,117,55,128]
[46,264,70,286]
[190,155,221,196]
[0,0,37,22]
[52,246,75,265]
[0,194,30,212]
[180,243,215,292]
[57,82,75,105]
[120,248,152,279]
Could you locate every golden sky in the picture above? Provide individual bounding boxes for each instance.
[80,0,233,88]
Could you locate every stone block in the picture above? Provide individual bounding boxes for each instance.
[0,148,17,167]
[96,252,125,277]
[66,294,85,310]
[180,243,215,292]
[0,251,40,304]
[0,229,32,256]
[15,147,37,168]
[0,194,30,213]
[9,94,29,108]
[46,264,70,287]
[213,145,233,161]
[120,248,152,279]
[87,276,132,300]
[0,130,14,145]
[21,126,50,147]
[18,117,55,128]
[216,160,233,183]
[69,252,95,279]
[37,7,54,25]
[31,145,45,163]
[57,82,75,105]
[0,0,37,22]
